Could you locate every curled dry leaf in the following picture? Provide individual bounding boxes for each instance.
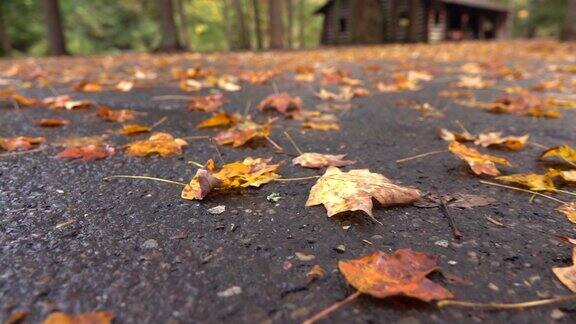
[338,249,453,301]
[496,173,556,191]
[548,169,576,182]
[181,158,280,200]
[558,202,576,224]
[553,248,576,292]
[474,132,529,150]
[292,153,355,169]
[43,95,92,110]
[188,93,226,112]
[541,145,576,165]
[197,112,240,128]
[43,311,114,324]
[214,119,273,147]
[56,145,115,162]
[438,128,475,142]
[120,124,150,135]
[0,136,45,151]
[74,80,103,92]
[306,166,421,219]
[448,142,511,176]
[97,106,136,122]
[125,132,187,157]
[257,93,303,117]
[36,118,69,127]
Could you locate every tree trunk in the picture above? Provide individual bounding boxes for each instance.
[157,0,183,51]
[221,0,236,50]
[175,0,191,49]
[40,0,67,55]
[286,0,294,48]
[268,0,285,49]
[561,0,576,41]
[251,0,263,50]
[0,2,11,56]
[233,0,250,49]
[298,0,305,48]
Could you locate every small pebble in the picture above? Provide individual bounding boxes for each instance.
[208,205,226,214]
[434,240,449,248]
[217,286,242,298]
[295,252,315,262]
[142,239,158,249]
[550,309,564,320]
[488,283,499,291]
[334,245,346,253]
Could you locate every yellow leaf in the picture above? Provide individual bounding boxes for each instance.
[474,132,529,150]
[197,113,240,128]
[448,142,511,176]
[547,169,576,182]
[306,166,420,219]
[125,132,187,157]
[120,124,151,135]
[496,173,556,191]
[558,202,576,224]
[292,153,355,169]
[438,128,475,142]
[43,311,113,324]
[553,247,576,292]
[541,145,576,165]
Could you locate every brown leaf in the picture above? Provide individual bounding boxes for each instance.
[197,112,240,128]
[0,136,45,151]
[120,124,151,135]
[338,249,453,301]
[43,311,114,324]
[292,153,355,169]
[36,118,69,127]
[257,93,303,117]
[213,119,272,147]
[188,93,226,112]
[306,166,421,218]
[553,248,576,293]
[97,106,136,122]
[448,142,511,176]
[55,145,115,162]
[74,80,103,92]
[125,132,188,157]
[438,128,475,142]
[474,132,529,150]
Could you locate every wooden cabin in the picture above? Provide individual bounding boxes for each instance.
[315,0,509,45]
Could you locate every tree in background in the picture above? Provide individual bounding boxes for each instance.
[251,0,264,50]
[40,0,67,55]
[0,2,11,56]
[298,0,305,48]
[286,0,294,48]
[561,0,576,40]
[175,0,191,49]
[268,0,285,49]
[157,0,184,51]
[233,0,251,50]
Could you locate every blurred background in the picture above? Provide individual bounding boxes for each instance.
[0,0,574,57]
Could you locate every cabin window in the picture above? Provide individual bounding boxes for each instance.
[398,13,410,28]
[339,18,348,33]
[434,11,441,25]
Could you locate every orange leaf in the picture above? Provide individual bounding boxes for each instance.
[125,132,187,157]
[197,113,240,128]
[74,80,103,92]
[448,142,511,176]
[188,93,226,112]
[214,120,272,147]
[43,311,113,324]
[338,249,453,301]
[36,118,69,127]
[97,106,136,122]
[120,124,151,135]
[55,145,115,162]
[0,136,45,151]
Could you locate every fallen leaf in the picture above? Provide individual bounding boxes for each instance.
[490,91,561,118]
[0,136,45,151]
[496,173,556,191]
[181,158,280,200]
[541,145,576,165]
[97,106,136,122]
[4,310,28,324]
[553,248,576,292]
[456,75,494,89]
[547,169,576,182]
[474,132,529,150]
[188,93,226,112]
[293,153,355,169]
[558,202,576,224]
[448,141,511,176]
[307,265,326,280]
[43,95,92,110]
[120,124,151,135]
[10,93,39,106]
[55,135,108,147]
[438,128,475,142]
[306,166,420,218]
[414,193,496,209]
[197,112,240,128]
[115,80,134,92]
[257,93,303,117]
[338,249,453,301]
[315,86,369,102]
[55,145,115,162]
[36,118,69,127]
[43,311,113,324]
[125,132,187,157]
[214,119,273,147]
[74,80,103,92]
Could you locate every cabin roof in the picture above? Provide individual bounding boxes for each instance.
[315,0,509,15]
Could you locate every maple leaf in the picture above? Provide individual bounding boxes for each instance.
[438,128,475,142]
[56,145,115,162]
[338,249,453,301]
[293,153,355,169]
[448,142,511,176]
[188,93,226,112]
[181,158,280,200]
[125,132,187,157]
[74,80,103,92]
[558,202,576,224]
[120,124,151,135]
[36,118,69,127]
[0,136,45,151]
[43,311,113,324]
[496,173,556,191]
[474,132,529,150]
[197,112,240,128]
[97,106,136,122]
[306,166,421,218]
[214,119,273,147]
[540,145,576,165]
[257,93,303,117]
[553,247,576,292]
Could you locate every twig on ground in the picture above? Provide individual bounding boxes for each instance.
[210,138,225,164]
[480,180,566,204]
[303,291,361,324]
[396,150,447,163]
[150,116,168,129]
[438,294,576,310]
[439,195,462,240]
[103,175,186,186]
[284,131,303,155]
[265,136,283,151]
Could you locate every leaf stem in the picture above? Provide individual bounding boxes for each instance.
[273,176,320,182]
[480,180,566,204]
[284,131,303,155]
[396,150,447,163]
[103,175,186,186]
[438,294,576,310]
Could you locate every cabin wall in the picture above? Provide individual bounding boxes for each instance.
[321,0,352,45]
[382,0,427,43]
